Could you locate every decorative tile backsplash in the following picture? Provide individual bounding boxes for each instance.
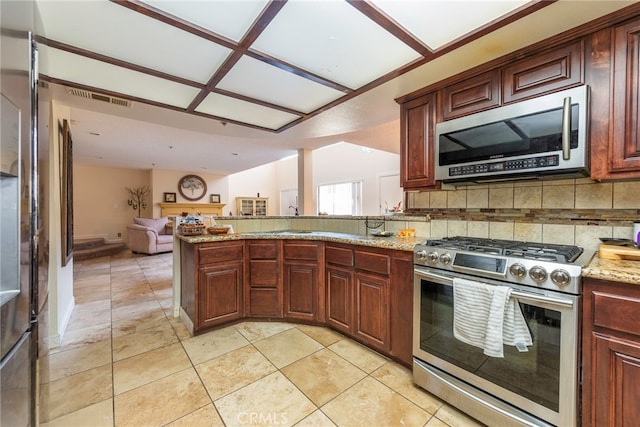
[404,178,640,252]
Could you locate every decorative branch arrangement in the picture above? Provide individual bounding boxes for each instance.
[126,185,150,217]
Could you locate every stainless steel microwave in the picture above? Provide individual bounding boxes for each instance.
[435,85,589,184]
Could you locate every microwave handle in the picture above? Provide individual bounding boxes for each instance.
[562,96,571,160]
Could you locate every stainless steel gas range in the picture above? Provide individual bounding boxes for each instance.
[412,237,594,427]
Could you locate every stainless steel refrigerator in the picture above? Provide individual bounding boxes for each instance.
[1,0,49,425]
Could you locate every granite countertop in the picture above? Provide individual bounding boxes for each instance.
[582,255,640,285]
[178,231,640,285]
[176,230,422,252]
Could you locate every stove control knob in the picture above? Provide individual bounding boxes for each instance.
[551,269,571,287]
[529,266,548,283]
[416,250,427,260]
[440,253,452,265]
[426,252,439,263]
[509,263,526,279]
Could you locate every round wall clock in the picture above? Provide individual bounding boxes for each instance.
[178,174,207,201]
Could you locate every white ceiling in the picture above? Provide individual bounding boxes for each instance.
[35,1,636,175]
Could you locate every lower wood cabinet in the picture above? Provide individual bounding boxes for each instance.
[325,243,413,365]
[582,278,640,427]
[283,241,324,322]
[181,240,244,332]
[389,250,414,364]
[325,244,414,360]
[198,261,243,329]
[245,240,281,317]
[354,271,389,352]
[182,239,413,366]
[326,265,353,334]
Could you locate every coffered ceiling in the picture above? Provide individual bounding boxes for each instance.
[34,1,637,174]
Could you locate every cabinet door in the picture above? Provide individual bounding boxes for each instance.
[283,261,319,321]
[590,334,640,427]
[255,199,268,216]
[389,252,414,366]
[198,261,243,330]
[326,266,353,334]
[354,272,389,352]
[400,92,438,190]
[503,41,584,103]
[610,18,640,173]
[442,70,501,120]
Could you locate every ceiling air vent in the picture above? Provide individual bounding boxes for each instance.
[65,88,132,108]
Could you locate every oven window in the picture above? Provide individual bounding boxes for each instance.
[418,281,561,412]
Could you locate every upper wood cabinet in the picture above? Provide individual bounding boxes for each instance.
[610,18,640,173]
[400,92,438,190]
[503,41,584,104]
[589,17,640,180]
[442,70,501,120]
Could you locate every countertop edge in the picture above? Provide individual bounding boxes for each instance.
[582,255,640,285]
[176,231,420,252]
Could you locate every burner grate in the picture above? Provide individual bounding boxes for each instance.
[424,236,583,264]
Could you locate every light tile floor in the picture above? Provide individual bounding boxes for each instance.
[42,250,484,427]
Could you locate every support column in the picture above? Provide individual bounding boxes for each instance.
[297,148,313,215]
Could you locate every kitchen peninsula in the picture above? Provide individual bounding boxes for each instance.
[173,228,419,366]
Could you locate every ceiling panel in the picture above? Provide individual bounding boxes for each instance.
[195,92,301,130]
[372,0,530,50]
[36,1,231,84]
[32,0,638,176]
[251,0,421,89]
[141,0,270,42]
[42,46,201,108]
[218,55,345,114]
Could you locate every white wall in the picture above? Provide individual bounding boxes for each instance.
[48,100,74,346]
[227,142,401,216]
[228,162,280,216]
[312,143,401,215]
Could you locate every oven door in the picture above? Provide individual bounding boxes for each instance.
[413,266,580,427]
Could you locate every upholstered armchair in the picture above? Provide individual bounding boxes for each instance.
[126,217,173,255]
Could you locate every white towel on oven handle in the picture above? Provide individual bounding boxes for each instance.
[452,278,532,358]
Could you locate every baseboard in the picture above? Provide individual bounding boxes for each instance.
[57,295,75,343]
[74,233,124,245]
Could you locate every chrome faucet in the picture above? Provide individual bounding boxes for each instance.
[289,205,299,216]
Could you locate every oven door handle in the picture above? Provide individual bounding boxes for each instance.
[415,268,575,308]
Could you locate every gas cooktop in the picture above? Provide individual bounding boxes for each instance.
[422,236,583,264]
[414,236,594,294]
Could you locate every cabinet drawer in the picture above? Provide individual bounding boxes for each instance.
[326,246,353,267]
[593,291,640,337]
[198,242,243,265]
[249,260,278,287]
[284,242,321,260]
[354,250,390,276]
[248,241,278,259]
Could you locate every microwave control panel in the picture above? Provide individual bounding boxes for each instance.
[448,155,560,177]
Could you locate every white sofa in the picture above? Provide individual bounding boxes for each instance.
[126,217,173,255]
